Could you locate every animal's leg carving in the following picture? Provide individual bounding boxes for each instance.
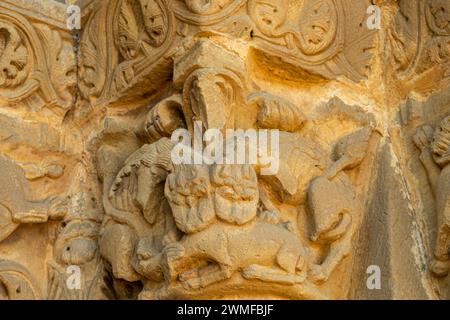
[161,242,186,283]
[276,242,305,274]
[431,222,450,277]
[242,265,306,285]
[309,229,353,284]
[180,264,234,290]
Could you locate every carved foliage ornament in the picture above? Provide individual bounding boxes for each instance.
[94,40,376,300]
[0,11,41,103]
[77,0,380,107]
[248,0,340,57]
[173,0,247,25]
[248,0,343,62]
[426,0,450,36]
[0,7,74,109]
[117,0,170,61]
[387,0,421,74]
[0,22,29,89]
[79,5,107,103]
[0,260,41,300]
[106,0,175,99]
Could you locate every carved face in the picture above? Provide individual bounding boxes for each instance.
[166,164,260,232]
[0,23,29,88]
[210,164,259,225]
[139,0,168,47]
[165,164,215,234]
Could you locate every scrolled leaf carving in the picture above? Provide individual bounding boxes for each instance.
[173,0,246,25]
[79,7,107,103]
[0,22,29,89]
[107,0,175,99]
[184,0,234,15]
[296,0,338,55]
[248,0,288,37]
[426,0,450,36]
[117,0,141,60]
[117,0,170,59]
[248,0,345,69]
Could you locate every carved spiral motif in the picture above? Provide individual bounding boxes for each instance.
[249,0,339,56]
[248,0,288,37]
[173,0,246,25]
[0,260,41,300]
[184,0,234,15]
[0,21,29,89]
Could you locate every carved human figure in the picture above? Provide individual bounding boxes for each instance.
[414,116,450,277]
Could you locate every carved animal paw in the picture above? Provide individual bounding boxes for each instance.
[135,237,155,261]
[258,210,280,224]
[241,264,261,279]
[278,220,295,233]
[133,242,160,279]
[140,285,170,300]
[308,264,329,284]
[430,259,450,278]
[47,195,69,220]
[181,277,203,290]
[12,211,47,224]
[164,242,185,261]
[413,125,434,151]
[162,243,185,281]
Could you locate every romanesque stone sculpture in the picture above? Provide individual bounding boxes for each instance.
[414,116,450,278]
[0,0,449,300]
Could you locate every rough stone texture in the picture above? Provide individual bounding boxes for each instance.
[0,0,449,300]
